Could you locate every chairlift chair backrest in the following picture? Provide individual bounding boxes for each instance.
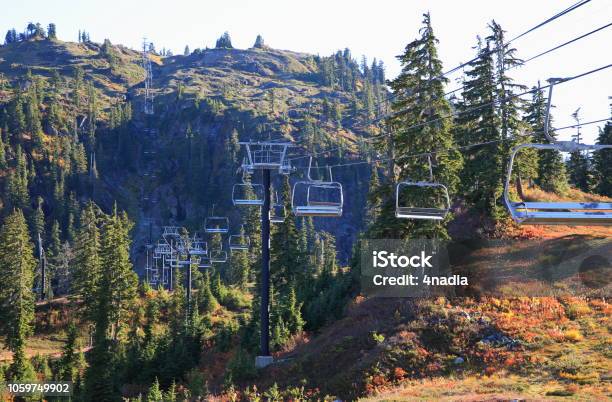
[504,78,612,225]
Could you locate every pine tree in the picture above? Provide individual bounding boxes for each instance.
[524,84,568,193]
[230,226,250,289]
[59,322,81,381]
[84,205,136,401]
[31,196,45,239]
[99,206,138,339]
[488,21,531,211]
[147,377,163,402]
[284,284,304,334]
[365,165,381,226]
[7,146,30,210]
[593,121,612,196]
[454,37,505,218]
[0,209,37,380]
[199,271,218,313]
[253,34,265,49]
[215,32,233,49]
[47,23,57,39]
[184,45,190,56]
[0,127,6,169]
[270,176,304,294]
[72,203,101,322]
[381,13,462,238]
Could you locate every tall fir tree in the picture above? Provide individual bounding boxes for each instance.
[72,202,102,322]
[378,13,462,239]
[99,206,138,339]
[270,176,304,295]
[454,38,503,216]
[0,209,37,380]
[524,83,568,193]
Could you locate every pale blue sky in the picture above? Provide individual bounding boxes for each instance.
[2,0,611,143]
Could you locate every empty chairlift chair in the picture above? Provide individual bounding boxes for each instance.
[504,78,612,225]
[395,155,450,220]
[292,158,343,217]
[204,206,230,234]
[229,230,250,251]
[210,248,228,263]
[189,237,208,256]
[232,169,264,206]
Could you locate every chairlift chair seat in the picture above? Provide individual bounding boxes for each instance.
[294,204,343,217]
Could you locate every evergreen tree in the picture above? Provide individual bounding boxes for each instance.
[72,203,101,321]
[380,13,462,238]
[593,121,612,196]
[31,196,46,239]
[59,322,81,381]
[488,21,531,210]
[284,284,304,334]
[253,34,265,49]
[7,146,30,210]
[0,209,37,380]
[147,377,164,402]
[184,45,190,56]
[215,32,233,49]
[524,84,568,193]
[199,271,218,313]
[84,205,136,401]
[230,226,250,289]
[0,128,6,169]
[99,206,138,339]
[365,165,381,227]
[47,23,57,39]
[270,176,304,294]
[454,36,505,218]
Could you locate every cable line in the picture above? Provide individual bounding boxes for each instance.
[291,117,610,172]
[288,63,612,162]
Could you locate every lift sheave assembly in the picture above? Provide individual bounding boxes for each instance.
[504,78,612,225]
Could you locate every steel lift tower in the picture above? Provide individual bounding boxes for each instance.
[239,141,294,368]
